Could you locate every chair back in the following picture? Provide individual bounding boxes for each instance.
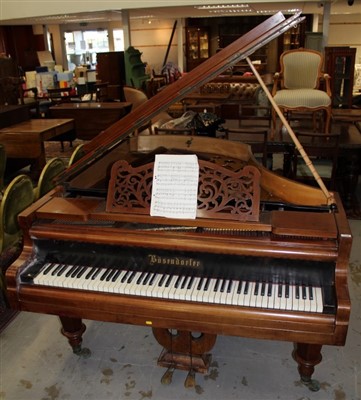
[34,157,66,200]
[293,132,340,189]
[224,128,269,167]
[0,174,34,253]
[280,49,324,90]
[123,86,148,109]
[0,144,7,192]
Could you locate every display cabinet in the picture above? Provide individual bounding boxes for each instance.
[186,27,210,71]
[324,46,356,108]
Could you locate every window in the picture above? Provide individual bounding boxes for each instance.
[64,29,109,70]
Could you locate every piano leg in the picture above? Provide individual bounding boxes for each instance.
[292,343,322,392]
[59,316,91,358]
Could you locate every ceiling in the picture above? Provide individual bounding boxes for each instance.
[1,2,360,26]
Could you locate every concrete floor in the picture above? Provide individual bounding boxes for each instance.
[0,218,360,400]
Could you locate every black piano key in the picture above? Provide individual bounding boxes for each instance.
[165,274,173,287]
[148,273,157,286]
[243,281,249,295]
[142,272,152,285]
[100,268,111,281]
[136,271,146,284]
[309,286,314,300]
[91,268,102,280]
[51,264,63,276]
[187,276,195,290]
[295,284,300,299]
[85,267,97,280]
[76,266,87,279]
[227,280,233,293]
[278,284,283,298]
[302,285,307,300]
[71,265,82,278]
[260,282,266,296]
[197,277,205,290]
[127,270,136,283]
[65,265,77,278]
[106,269,118,282]
[181,276,189,289]
[174,275,183,288]
[203,277,211,291]
[285,284,290,298]
[267,283,273,297]
[111,269,123,282]
[237,281,243,294]
[157,273,167,287]
[214,278,221,292]
[121,270,131,283]
[42,263,55,275]
[57,264,69,277]
[220,279,227,293]
[254,281,259,296]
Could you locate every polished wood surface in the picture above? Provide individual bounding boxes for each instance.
[0,118,74,174]
[49,102,132,140]
[5,13,352,390]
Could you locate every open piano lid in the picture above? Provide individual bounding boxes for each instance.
[56,12,335,210]
[58,13,302,180]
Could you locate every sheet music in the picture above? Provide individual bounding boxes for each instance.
[150,154,199,219]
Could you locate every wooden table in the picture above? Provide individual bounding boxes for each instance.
[0,118,74,175]
[49,102,132,140]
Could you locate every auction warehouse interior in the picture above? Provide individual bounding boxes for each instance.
[0,1,360,399]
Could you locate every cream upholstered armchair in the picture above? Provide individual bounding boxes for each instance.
[272,48,332,136]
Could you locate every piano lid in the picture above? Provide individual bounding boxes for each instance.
[58,12,304,185]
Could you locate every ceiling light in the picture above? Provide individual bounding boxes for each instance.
[194,4,250,10]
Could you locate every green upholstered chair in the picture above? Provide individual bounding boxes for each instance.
[272,49,332,137]
[68,144,86,167]
[0,174,34,255]
[34,157,66,201]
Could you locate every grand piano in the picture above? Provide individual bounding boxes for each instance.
[5,13,352,391]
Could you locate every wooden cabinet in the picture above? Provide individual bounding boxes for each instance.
[96,51,125,100]
[186,27,210,71]
[324,47,356,109]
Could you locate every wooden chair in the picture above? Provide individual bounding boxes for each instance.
[34,157,66,201]
[154,126,196,136]
[272,49,332,137]
[292,132,340,190]
[224,127,269,167]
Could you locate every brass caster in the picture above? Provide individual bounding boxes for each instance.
[161,368,174,385]
[184,370,196,388]
[301,376,320,392]
[73,346,91,359]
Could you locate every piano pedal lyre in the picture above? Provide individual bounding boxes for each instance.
[152,328,216,387]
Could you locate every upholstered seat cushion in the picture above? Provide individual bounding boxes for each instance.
[274,89,331,109]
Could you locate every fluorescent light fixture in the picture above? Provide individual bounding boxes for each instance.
[194,4,250,9]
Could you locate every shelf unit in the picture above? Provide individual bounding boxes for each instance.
[324,46,356,108]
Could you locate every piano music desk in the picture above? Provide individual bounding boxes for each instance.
[0,118,75,176]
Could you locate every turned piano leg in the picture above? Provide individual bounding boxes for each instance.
[293,343,322,392]
[59,316,91,358]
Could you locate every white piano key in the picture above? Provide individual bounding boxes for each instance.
[315,287,323,313]
[285,285,293,310]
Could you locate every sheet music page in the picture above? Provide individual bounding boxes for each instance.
[150,154,199,219]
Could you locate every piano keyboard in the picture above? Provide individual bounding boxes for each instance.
[32,263,324,313]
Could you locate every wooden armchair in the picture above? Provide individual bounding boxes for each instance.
[272,49,332,136]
